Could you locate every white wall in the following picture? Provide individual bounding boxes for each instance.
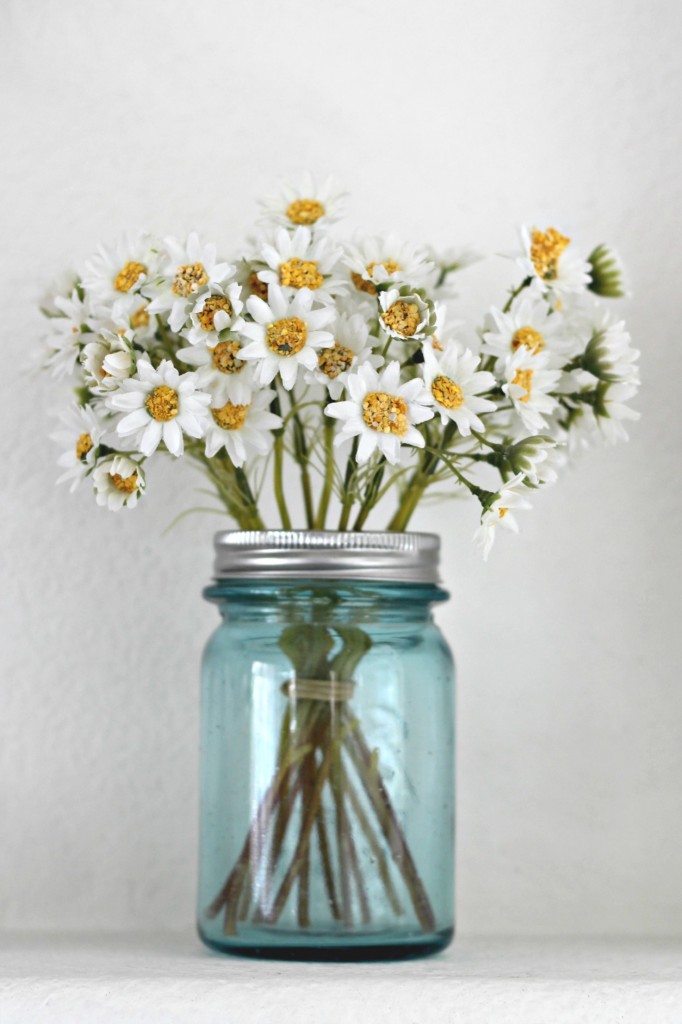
[1,0,680,936]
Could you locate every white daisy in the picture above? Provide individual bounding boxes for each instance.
[379,286,437,343]
[51,404,106,493]
[256,226,344,297]
[518,225,592,299]
[44,289,96,379]
[146,234,234,333]
[594,381,640,444]
[107,358,211,457]
[205,389,282,465]
[309,312,383,399]
[502,348,562,432]
[176,337,255,406]
[112,295,157,342]
[82,330,135,392]
[238,284,334,390]
[325,360,434,465]
[93,455,145,510]
[258,173,346,230]
[474,473,532,560]
[344,235,434,294]
[81,233,161,316]
[483,290,566,364]
[181,282,245,348]
[421,345,496,435]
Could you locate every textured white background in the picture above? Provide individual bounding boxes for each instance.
[1,0,680,939]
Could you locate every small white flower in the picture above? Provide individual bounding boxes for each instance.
[82,330,135,392]
[502,348,561,432]
[182,282,245,347]
[146,233,234,332]
[344,235,434,293]
[309,312,382,399]
[483,290,566,364]
[256,226,344,298]
[51,404,106,492]
[107,358,211,457]
[93,455,145,510]
[43,289,94,379]
[421,345,496,435]
[81,233,161,316]
[258,173,347,230]
[581,315,640,384]
[518,225,592,298]
[379,287,437,343]
[474,473,532,560]
[205,389,282,465]
[112,295,157,342]
[176,337,254,406]
[238,284,334,390]
[595,381,640,443]
[325,360,434,465]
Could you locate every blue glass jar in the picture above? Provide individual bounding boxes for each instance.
[197,531,455,961]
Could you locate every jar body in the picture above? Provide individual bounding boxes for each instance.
[197,578,455,960]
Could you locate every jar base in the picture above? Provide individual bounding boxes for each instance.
[198,925,454,962]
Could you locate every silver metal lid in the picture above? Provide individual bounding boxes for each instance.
[213,530,441,584]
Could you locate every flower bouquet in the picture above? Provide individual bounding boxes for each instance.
[41,175,639,951]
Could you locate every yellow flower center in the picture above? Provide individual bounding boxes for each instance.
[114,261,147,293]
[130,304,150,330]
[75,433,93,461]
[382,300,421,338]
[351,259,401,295]
[286,198,325,225]
[212,340,245,375]
[498,507,508,519]
[211,401,250,430]
[197,295,233,331]
[431,337,444,352]
[512,368,534,403]
[431,375,464,409]
[317,342,354,379]
[145,385,179,421]
[511,326,544,353]
[530,228,570,281]
[172,262,208,297]
[279,258,324,290]
[248,271,268,300]
[110,470,139,494]
[362,392,408,436]
[266,317,307,356]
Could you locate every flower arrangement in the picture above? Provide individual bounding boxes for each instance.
[42,175,639,558]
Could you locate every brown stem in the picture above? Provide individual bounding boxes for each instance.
[346,776,403,917]
[315,798,342,921]
[330,752,353,927]
[343,790,371,925]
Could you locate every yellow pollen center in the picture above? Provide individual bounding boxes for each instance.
[431,375,464,409]
[317,342,354,379]
[279,258,324,290]
[211,401,250,430]
[75,433,93,461]
[431,337,444,352]
[286,198,325,225]
[130,304,150,329]
[248,271,268,300]
[114,261,147,293]
[362,392,408,436]
[351,259,402,295]
[212,340,245,375]
[266,317,308,356]
[197,295,233,331]
[511,326,544,353]
[498,507,509,519]
[530,228,570,281]
[512,368,534,403]
[110,470,138,494]
[382,300,421,338]
[172,262,208,297]
[145,385,179,421]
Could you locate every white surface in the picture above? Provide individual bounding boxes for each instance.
[1,0,681,938]
[1,933,681,1024]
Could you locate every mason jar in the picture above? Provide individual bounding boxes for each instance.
[197,531,455,961]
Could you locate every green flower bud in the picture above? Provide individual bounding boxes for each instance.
[587,244,626,298]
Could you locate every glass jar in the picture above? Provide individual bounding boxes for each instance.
[197,531,455,961]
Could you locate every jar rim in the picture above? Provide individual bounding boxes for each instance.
[213,530,441,584]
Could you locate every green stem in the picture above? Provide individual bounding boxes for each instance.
[502,275,532,313]
[289,395,314,528]
[272,392,292,529]
[337,438,359,530]
[387,423,456,531]
[314,418,335,529]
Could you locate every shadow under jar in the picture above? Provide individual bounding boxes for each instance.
[198,530,455,961]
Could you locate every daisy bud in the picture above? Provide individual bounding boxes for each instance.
[587,244,627,298]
